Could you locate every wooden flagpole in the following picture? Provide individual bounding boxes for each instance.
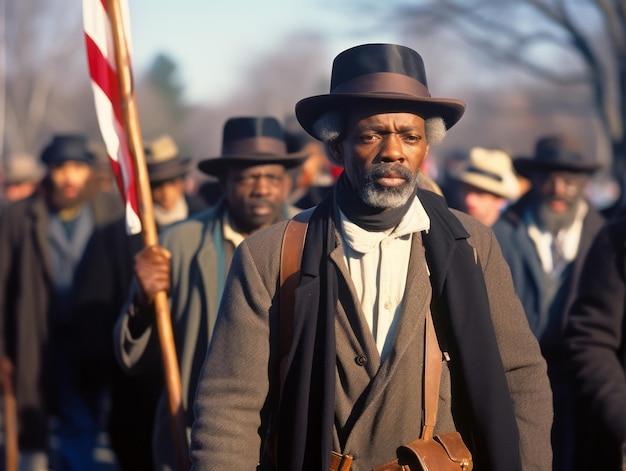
[106,1,190,469]
[1,357,18,471]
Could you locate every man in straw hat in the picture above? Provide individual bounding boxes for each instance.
[492,134,605,471]
[68,134,208,470]
[190,43,552,470]
[144,134,208,231]
[1,153,45,210]
[453,147,520,227]
[112,116,305,471]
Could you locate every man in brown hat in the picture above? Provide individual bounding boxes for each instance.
[0,134,122,470]
[190,43,552,470]
[492,134,605,471]
[112,116,305,471]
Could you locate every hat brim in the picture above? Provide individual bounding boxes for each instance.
[197,152,308,177]
[513,158,601,179]
[295,93,466,140]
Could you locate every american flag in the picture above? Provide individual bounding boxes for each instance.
[83,0,142,235]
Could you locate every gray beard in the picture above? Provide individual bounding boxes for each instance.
[535,198,580,234]
[359,164,418,209]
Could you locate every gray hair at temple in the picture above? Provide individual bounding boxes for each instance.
[312,110,447,166]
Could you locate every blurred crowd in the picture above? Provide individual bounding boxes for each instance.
[0,116,625,471]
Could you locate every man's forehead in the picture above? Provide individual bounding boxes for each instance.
[536,169,589,179]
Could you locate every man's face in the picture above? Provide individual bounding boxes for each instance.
[4,181,38,202]
[223,163,289,235]
[461,183,506,227]
[152,177,185,211]
[330,111,429,208]
[531,169,589,233]
[47,160,92,210]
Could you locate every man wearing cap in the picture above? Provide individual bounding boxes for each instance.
[492,135,605,471]
[68,134,208,470]
[0,134,122,470]
[190,44,552,471]
[453,147,520,227]
[112,116,305,471]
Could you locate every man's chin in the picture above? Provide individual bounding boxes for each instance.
[50,193,86,211]
[361,182,415,209]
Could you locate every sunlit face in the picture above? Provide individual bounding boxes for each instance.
[4,181,38,202]
[47,160,92,209]
[151,177,185,211]
[223,163,289,236]
[330,111,429,209]
[461,183,506,227]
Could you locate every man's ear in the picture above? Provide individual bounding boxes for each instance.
[328,140,343,163]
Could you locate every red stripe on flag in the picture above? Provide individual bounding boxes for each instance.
[84,34,124,127]
[83,0,142,234]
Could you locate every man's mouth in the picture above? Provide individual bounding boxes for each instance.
[549,199,569,212]
[62,186,80,198]
[376,175,407,187]
[249,203,273,216]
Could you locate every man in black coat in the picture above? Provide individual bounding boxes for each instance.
[492,135,605,471]
[565,216,626,470]
[0,134,122,470]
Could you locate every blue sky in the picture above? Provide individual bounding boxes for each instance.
[126,1,401,104]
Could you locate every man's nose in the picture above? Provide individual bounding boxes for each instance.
[379,134,404,163]
[251,175,272,195]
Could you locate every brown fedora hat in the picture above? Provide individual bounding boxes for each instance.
[198,117,308,177]
[295,43,466,140]
[513,135,602,179]
[144,134,192,183]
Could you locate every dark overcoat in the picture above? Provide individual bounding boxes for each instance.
[0,190,121,449]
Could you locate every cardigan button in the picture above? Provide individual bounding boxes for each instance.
[355,355,367,366]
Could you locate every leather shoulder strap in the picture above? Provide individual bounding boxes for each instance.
[279,213,310,377]
[279,208,313,382]
[264,214,310,467]
[421,310,443,441]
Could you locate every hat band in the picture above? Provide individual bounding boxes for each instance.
[147,158,189,176]
[466,166,503,182]
[535,149,584,165]
[222,136,287,156]
[331,72,431,98]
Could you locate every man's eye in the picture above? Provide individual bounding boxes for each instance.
[404,134,421,142]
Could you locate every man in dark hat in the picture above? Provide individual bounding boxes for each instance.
[492,134,605,471]
[112,116,305,471]
[0,134,122,470]
[190,44,552,470]
[68,133,208,470]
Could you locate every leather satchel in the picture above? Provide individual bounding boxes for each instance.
[395,311,473,471]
